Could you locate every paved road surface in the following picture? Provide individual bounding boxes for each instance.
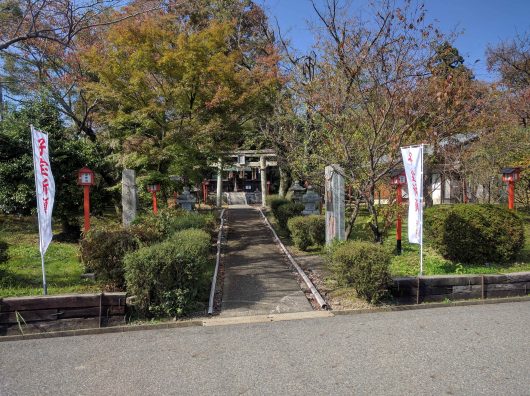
[221,208,311,316]
[1,301,529,395]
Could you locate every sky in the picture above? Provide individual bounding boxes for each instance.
[257,0,530,81]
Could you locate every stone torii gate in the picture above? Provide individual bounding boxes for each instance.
[215,149,278,207]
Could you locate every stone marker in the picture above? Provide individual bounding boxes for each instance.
[177,187,195,211]
[122,169,138,226]
[302,185,320,215]
[325,165,345,244]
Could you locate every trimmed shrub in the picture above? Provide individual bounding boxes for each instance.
[288,216,312,250]
[269,197,290,220]
[287,215,326,251]
[276,202,304,231]
[328,241,392,303]
[308,215,326,246]
[0,239,8,264]
[79,224,159,288]
[138,209,215,238]
[424,204,525,264]
[124,229,211,317]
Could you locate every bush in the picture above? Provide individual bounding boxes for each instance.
[269,197,290,219]
[328,240,392,303]
[308,215,326,246]
[287,215,326,251]
[424,204,525,264]
[124,229,211,317]
[137,209,215,238]
[0,239,8,264]
[287,216,312,250]
[275,202,304,231]
[79,224,159,288]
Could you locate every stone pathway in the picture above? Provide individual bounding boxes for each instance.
[221,208,312,317]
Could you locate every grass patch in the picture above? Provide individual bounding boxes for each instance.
[0,215,99,297]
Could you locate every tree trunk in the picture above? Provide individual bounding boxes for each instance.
[345,197,361,239]
[423,163,433,207]
[367,183,383,243]
[278,167,288,198]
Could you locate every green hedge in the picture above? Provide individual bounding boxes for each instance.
[276,202,304,231]
[328,241,392,303]
[124,229,211,317]
[0,239,8,264]
[137,209,215,238]
[269,197,290,219]
[287,216,312,250]
[424,204,525,264]
[79,225,160,288]
[287,215,326,250]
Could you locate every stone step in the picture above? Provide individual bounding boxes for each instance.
[226,192,247,205]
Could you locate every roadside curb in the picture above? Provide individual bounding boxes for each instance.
[331,295,530,316]
[2,294,528,343]
[0,319,203,343]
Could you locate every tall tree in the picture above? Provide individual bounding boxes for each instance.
[0,0,160,138]
[487,32,530,127]
[274,0,452,241]
[82,1,280,183]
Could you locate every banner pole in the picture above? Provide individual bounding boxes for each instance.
[40,252,48,295]
[419,144,424,276]
[31,125,48,295]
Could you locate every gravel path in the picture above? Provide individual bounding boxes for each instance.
[220,207,312,316]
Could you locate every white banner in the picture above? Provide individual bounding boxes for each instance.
[401,146,423,244]
[31,126,55,256]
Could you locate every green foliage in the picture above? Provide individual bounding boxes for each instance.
[137,209,215,238]
[0,238,8,264]
[270,197,290,219]
[424,204,525,264]
[82,8,279,184]
[287,215,326,250]
[308,215,326,246]
[79,224,160,288]
[275,202,304,231]
[328,240,392,303]
[287,216,312,250]
[0,98,113,236]
[124,229,211,317]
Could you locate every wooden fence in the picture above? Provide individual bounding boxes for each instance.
[391,272,530,304]
[0,293,126,336]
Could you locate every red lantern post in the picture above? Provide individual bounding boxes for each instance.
[77,167,95,233]
[391,169,406,255]
[502,168,521,210]
[202,179,209,204]
[147,184,161,214]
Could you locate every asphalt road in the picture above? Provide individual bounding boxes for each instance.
[1,302,529,395]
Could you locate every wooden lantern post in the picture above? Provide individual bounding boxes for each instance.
[147,183,161,214]
[501,168,521,210]
[77,167,95,233]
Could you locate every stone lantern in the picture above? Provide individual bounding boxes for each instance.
[289,180,306,203]
[302,185,320,215]
[177,186,195,211]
